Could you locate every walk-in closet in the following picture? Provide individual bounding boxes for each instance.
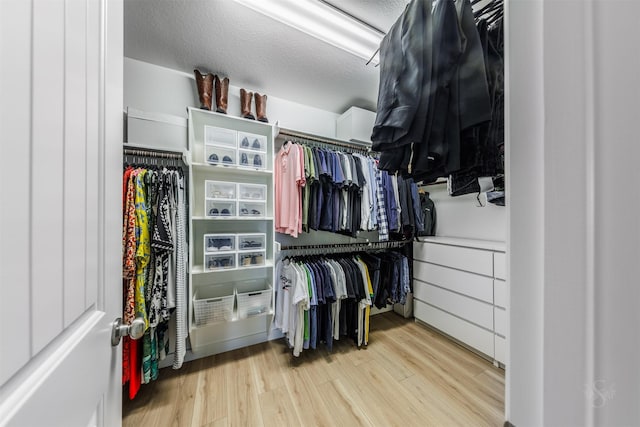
[3,0,640,425]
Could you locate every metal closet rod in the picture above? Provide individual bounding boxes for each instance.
[278,128,374,154]
[123,147,183,160]
[280,240,410,255]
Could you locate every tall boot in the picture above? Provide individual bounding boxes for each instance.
[194,69,214,110]
[254,93,268,123]
[240,88,255,120]
[215,76,229,114]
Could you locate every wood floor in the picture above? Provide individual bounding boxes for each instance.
[123,312,504,427]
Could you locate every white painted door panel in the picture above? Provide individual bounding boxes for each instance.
[413,261,494,303]
[0,0,123,426]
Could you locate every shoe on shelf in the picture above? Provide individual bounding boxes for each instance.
[208,153,219,164]
[253,154,263,167]
[240,152,248,165]
[252,139,261,150]
[208,208,219,216]
[241,137,250,148]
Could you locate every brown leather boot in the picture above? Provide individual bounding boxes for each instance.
[254,93,268,123]
[215,76,229,114]
[194,69,214,110]
[240,88,255,120]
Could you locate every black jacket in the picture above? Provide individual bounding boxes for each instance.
[371,0,430,151]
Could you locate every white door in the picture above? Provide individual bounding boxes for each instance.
[0,0,123,426]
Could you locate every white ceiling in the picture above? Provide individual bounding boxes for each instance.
[124,0,410,114]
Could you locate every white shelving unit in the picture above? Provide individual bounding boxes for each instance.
[187,107,275,356]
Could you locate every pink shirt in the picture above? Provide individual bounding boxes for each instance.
[275,142,305,237]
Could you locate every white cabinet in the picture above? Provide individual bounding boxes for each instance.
[187,107,275,356]
[413,237,507,366]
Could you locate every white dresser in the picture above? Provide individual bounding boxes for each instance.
[413,237,507,366]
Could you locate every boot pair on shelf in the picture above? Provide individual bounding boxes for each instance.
[194,69,229,114]
[240,88,268,123]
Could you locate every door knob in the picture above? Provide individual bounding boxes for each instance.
[111,317,146,346]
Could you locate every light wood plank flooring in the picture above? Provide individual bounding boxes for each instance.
[123,312,504,427]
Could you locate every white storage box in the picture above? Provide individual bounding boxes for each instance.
[237,233,266,251]
[238,250,266,267]
[204,125,237,148]
[204,234,236,253]
[205,145,236,166]
[205,200,235,217]
[238,183,267,202]
[238,201,266,218]
[238,150,266,170]
[238,132,267,152]
[205,253,236,270]
[236,280,272,319]
[205,180,236,200]
[193,283,235,325]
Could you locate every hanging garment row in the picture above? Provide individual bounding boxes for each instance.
[122,163,188,400]
[372,0,503,189]
[274,249,411,357]
[275,141,425,241]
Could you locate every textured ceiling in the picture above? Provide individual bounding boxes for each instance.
[124,0,409,114]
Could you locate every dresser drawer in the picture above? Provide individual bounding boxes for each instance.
[494,252,506,280]
[413,261,493,303]
[494,335,506,364]
[494,307,507,337]
[414,282,493,330]
[414,300,494,358]
[494,279,507,309]
[414,242,493,276]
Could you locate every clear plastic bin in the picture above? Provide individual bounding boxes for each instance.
[205,145,236,166]
[236,280,271,319]
[193,283,235,325]
[204,126,237,149]
[238,150,266,170]
[237,183,267,201]
[205,180,236,200]
[205,200,235,217]
[237,233,266,251]
[238,250,266,267]
[204,253,236,271]
[238,201,266,218]
[204,234,236,253]
[238,132,267,152]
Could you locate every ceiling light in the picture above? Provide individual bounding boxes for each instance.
[232,0,383,65]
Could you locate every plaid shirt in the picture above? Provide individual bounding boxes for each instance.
[375,166,389,241]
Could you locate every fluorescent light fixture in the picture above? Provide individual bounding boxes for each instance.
[232,0,383,65]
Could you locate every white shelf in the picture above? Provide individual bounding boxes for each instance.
[188,107,275,359]
[192,261,274,275]
[192,216,274,221]
[192,162,272,175]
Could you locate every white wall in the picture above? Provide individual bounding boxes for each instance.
[426,183,506,242]
[124,57,339,141]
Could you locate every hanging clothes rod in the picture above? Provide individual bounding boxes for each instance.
[278,128,373,154]
[123,147,183,160]
[280,240,410,255]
